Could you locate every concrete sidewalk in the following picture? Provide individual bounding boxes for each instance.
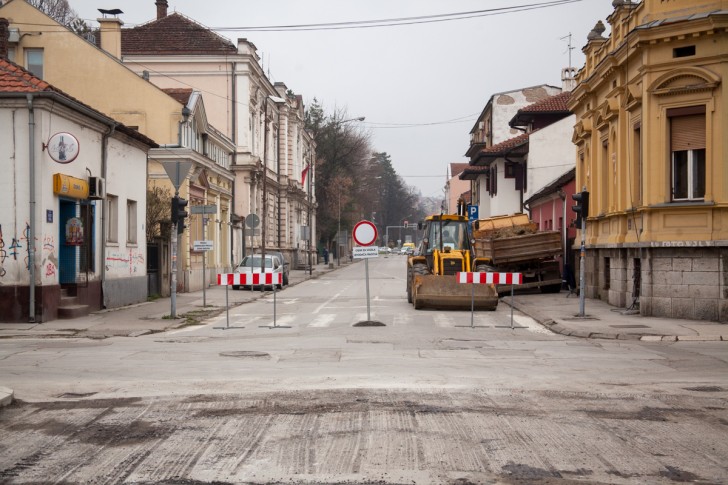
[503,290,727,342]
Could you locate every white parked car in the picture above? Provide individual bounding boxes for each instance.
[233,254,284,290]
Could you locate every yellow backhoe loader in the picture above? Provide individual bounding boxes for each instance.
[406,214,498,310]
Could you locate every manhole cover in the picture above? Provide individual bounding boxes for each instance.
[353,320,386,327]
[219,351,271,359]
[610,324,650,328]
[683,386,724,392]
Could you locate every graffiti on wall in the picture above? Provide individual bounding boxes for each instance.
[105,248,145,275]
[0,224,54,280]
[41,234,57,282]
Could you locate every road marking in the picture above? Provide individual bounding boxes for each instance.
[512,314,552,335]
[313,285,351,314]
[309,314,336,328]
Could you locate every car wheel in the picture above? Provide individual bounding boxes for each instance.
[283,275,289,286]
[232,285,240,290]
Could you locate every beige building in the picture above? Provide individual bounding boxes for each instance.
[118,1,317,269]
[568,0,727,321]
[0,0,236,295]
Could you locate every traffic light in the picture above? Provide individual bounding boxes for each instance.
[171,195,188,227]
[572,190,590,228]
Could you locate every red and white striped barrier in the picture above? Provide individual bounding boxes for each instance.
[457,272,523,285]
[217,273,282,286]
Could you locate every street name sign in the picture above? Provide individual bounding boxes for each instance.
[190,204,217,214]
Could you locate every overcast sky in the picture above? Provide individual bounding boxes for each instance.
[70,0,615,198]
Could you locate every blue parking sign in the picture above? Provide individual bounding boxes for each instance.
[468,205,478,221]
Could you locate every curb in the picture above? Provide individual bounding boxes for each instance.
[502,298,727,342]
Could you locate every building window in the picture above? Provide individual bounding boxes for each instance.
[107,194,118,243]
[633,122,642,206]
[673,45,695,58]
[8,47,16,63]
[127,199,137,244]
[669,106,705,201]
[25,48,43,78]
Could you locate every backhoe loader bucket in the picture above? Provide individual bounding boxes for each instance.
[412,274,498,310]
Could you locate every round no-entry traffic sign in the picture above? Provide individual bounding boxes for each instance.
[352,220,378,246]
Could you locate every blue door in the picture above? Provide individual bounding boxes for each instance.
[58,200,78,285]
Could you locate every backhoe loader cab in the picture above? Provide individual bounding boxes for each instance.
[407,215,498,310]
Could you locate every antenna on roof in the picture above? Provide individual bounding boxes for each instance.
[560,32,574,72]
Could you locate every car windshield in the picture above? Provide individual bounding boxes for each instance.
[240,256,272,268]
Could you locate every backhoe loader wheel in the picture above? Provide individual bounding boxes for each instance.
[412,263,428,309]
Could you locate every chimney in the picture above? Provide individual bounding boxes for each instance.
[561,67,577,92]
[97,16,124,59]
[0,18,8,60]
[156,0,168,19]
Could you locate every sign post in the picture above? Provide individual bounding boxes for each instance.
[162,161,193,319]
[191,205,217,307]
[458,272,524,329]
[352,220,378,322]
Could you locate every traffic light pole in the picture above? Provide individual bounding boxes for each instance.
[170,216,178,319]
[578,217,586,317]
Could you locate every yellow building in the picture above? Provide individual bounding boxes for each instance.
[1,0,236,295]
[568,0,727,321]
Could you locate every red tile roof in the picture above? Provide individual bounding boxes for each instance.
[163,88,193,105]
[449,162,469,177]
[518,91,571,114]
[480,132,530,154]
[121,13,237,55]
[459,165,489,180]
[0,59,157,147]
[0,59,52,93]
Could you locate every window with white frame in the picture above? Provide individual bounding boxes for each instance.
[669,106,706,201]
[25,48,43,79]
[107,194,118,243]
[127,199,137,244]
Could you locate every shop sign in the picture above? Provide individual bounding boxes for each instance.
[53,173,89,199]
[47,132,79,163]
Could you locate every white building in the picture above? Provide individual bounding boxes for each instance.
[0,58,156,322]
[462,84,562,218]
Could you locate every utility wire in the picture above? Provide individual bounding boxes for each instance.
[211,0,582,32]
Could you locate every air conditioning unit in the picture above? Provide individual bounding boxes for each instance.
[8,29,20,43]
[88,176,106,200]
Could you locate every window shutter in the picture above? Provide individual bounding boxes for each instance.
[668,106,705,151]
[514,163,524,191]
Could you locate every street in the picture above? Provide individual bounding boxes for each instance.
[1,256,727,484]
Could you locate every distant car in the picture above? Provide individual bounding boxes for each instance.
[233,254,284,290]
[265,250,290,285]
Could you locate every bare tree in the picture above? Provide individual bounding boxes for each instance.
[146,185,172,241]
[26,0,77,26]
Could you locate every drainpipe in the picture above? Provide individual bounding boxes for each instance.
[27,94,36,322]
[100,122,116,307]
